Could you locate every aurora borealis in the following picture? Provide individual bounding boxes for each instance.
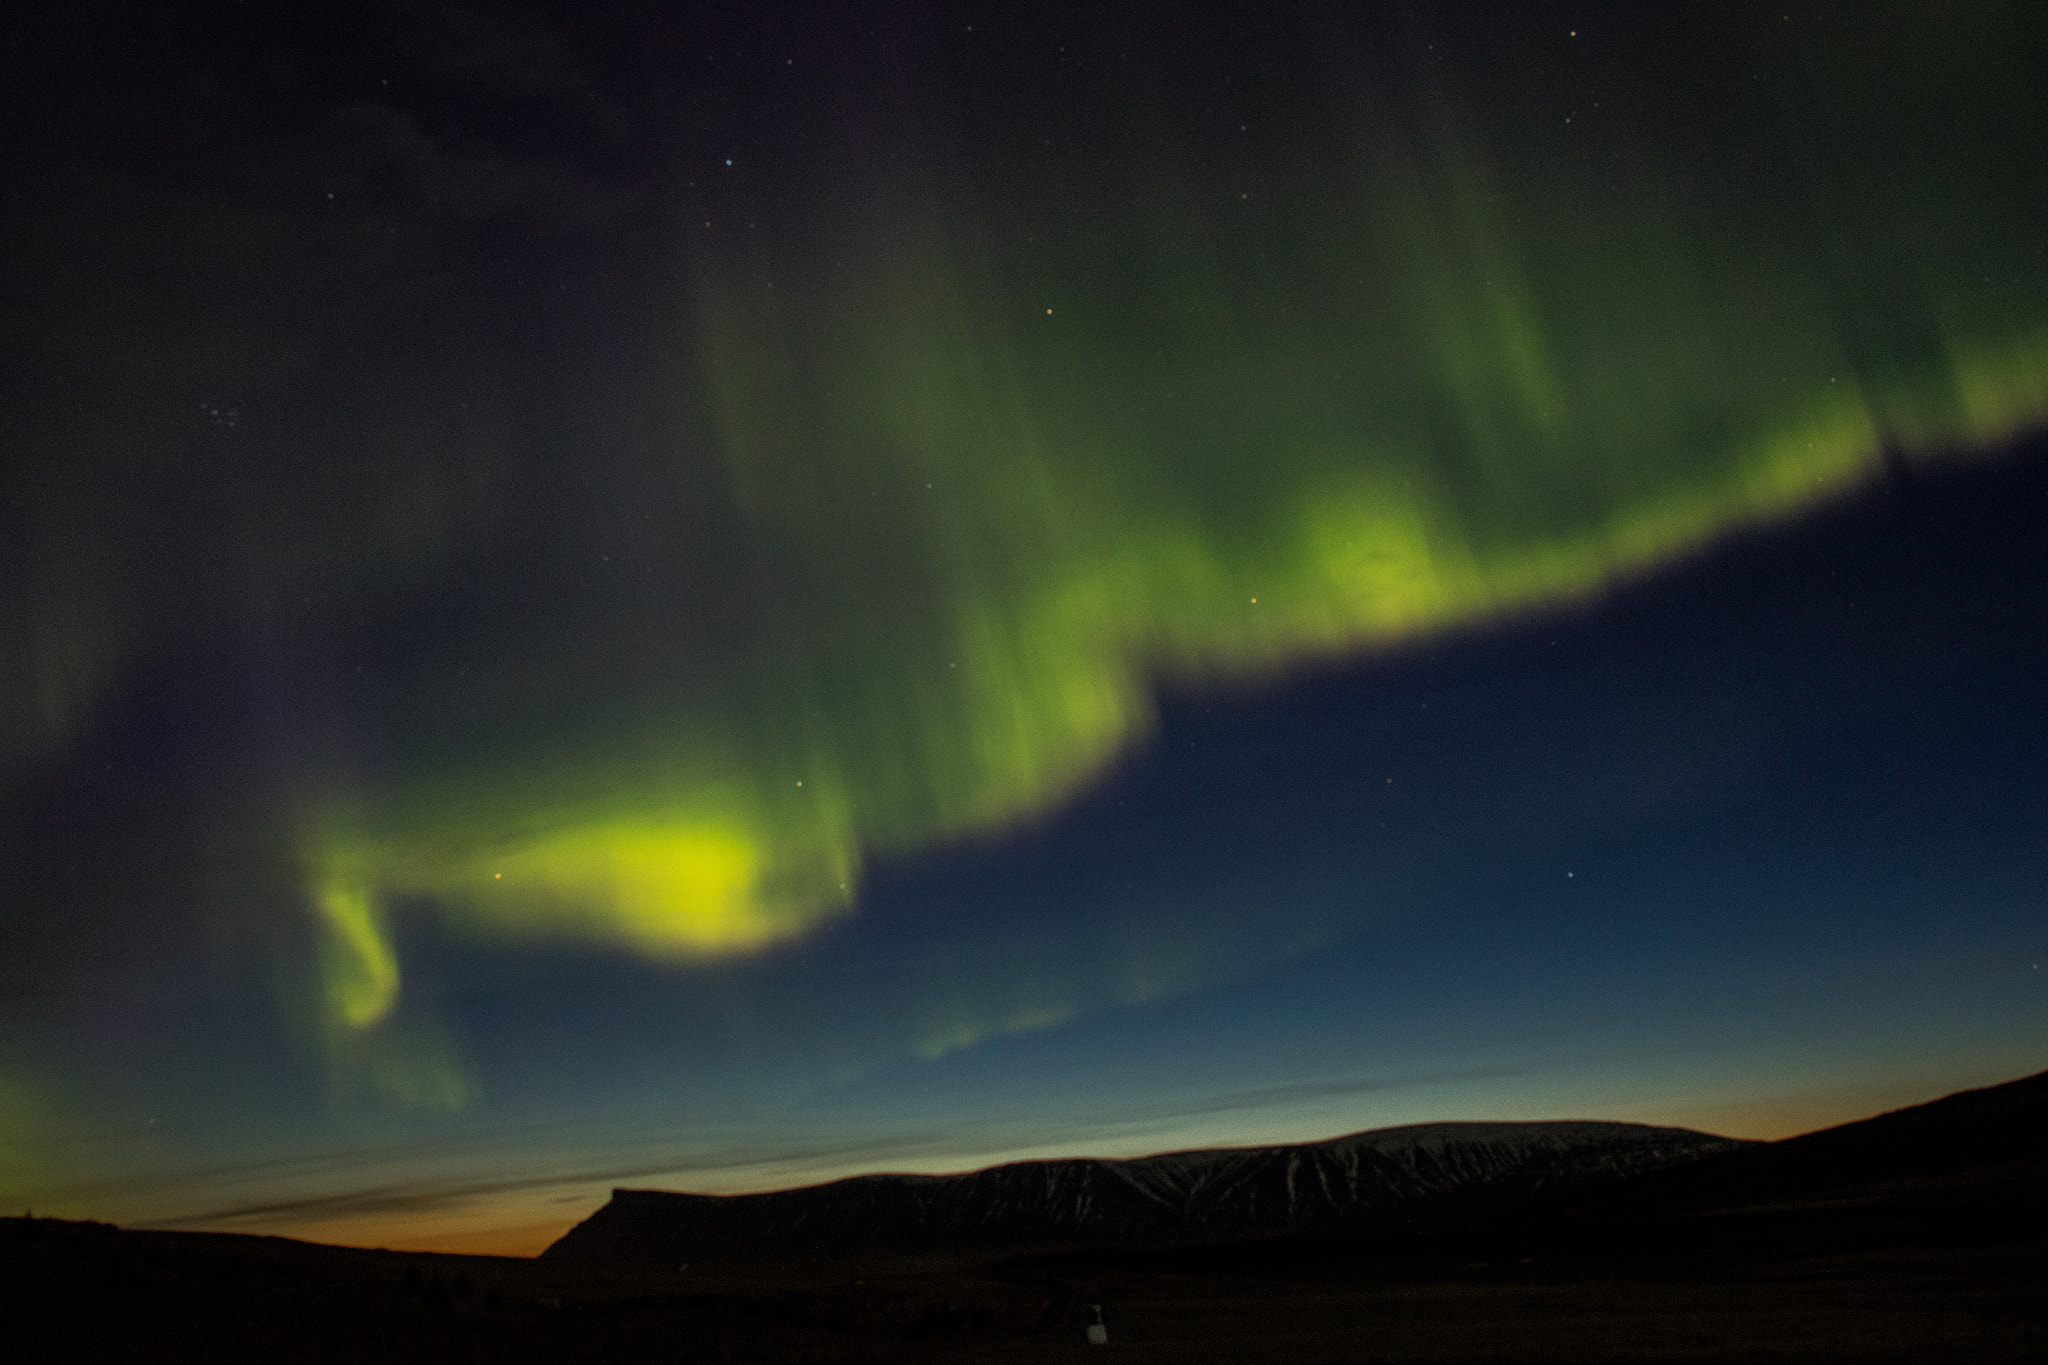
[3,0,2046,1254]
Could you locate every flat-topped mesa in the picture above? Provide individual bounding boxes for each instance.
[542,1120,1750,1261]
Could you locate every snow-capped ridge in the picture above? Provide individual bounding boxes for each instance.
[545,1119,1751,1261]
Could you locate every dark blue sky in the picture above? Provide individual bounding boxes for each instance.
[19,437,2042,1254]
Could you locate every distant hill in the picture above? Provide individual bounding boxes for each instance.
[543,1119,1749,1261]
[1568,1067,2048,1221]
[11,1073,2043,1362]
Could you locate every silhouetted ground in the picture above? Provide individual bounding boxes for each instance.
[8,1072,2045,1361]
[6,1185,2040,1361]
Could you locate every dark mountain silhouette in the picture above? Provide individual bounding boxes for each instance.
[1598,1066,2048,1210]
[9,1071,2044,1362]
[1114,1067,2048,1281]
[543,1119,1749,1261]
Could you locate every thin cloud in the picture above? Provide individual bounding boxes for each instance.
[130,1069,1533,1232]
[1186,1065,1528,1120]
[134,1130,978,1230]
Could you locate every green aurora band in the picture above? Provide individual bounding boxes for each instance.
[6,3,2046,1101]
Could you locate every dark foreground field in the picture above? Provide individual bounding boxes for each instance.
[8,1073,2045,1362]
[6,1165,2044,1363]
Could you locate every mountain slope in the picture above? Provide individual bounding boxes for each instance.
[1569,1067,2048,1222]
[544,1120,1747,1261]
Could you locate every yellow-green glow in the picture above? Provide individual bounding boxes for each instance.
[447,821,851,958]
[306,331,2045,1058]
[3,2,2042,1080]
[1948,330,2048,444]
[314,877,399,1032]
[310,866,477,1107]
[302,187,2048,1061]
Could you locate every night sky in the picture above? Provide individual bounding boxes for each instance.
[3,0,2045,1255]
